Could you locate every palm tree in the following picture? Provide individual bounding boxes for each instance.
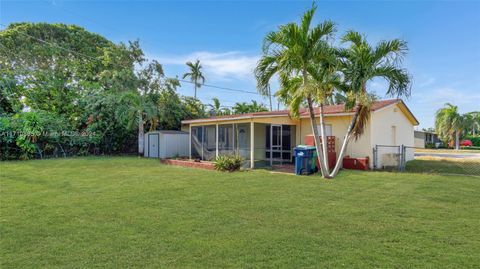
[232,100,268,114]
[435,103,463,150]
[250,100,269,112]
[464,111,480,136]
[328,31,411,177]
[116,91,158,155]
[233,102,250,114]
[182,59,205,99]
[254,5,336,178]
[208,97,229,116]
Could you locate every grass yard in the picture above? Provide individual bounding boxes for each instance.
[406,159,480,176]
[1,157,480,268]
[415,148,480,154]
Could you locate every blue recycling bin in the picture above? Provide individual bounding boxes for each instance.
[294,146,317,175]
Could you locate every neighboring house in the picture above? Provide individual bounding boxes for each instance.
[181,99,419,169]
[414,130,441,148]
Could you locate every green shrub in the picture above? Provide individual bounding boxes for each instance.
[425,143,436,149]
[213,155,243,172]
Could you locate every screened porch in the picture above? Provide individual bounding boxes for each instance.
[189,122,296,168]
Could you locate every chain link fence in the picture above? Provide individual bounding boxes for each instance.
[373,145,403,171]
[1,135,138,161]
[373,145,480,176]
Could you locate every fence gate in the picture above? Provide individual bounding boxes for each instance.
[373,145,403,171]
[373,145,418,172]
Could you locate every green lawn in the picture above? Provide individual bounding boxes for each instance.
[406,159,480,176]
[1,157,479,268]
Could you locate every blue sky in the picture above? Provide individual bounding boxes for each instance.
[1,0,479,129]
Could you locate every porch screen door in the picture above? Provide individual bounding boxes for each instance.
[270,124,283,165]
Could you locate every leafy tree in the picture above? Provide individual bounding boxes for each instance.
[435,103,464,149]
[182,59,205,99]
[255,5,336,178]
[0,75,23,114]
[0,23,141,124]
[81,92,134,153]
[330,31,410,177]
[181,96,207,120]
[115,60,168,155]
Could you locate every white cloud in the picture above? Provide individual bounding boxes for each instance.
[416,77,436,88]
[154,51,259,81]
[413,87,480,108]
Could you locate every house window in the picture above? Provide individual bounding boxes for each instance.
[316,124,332,136]
[391,126,397,145]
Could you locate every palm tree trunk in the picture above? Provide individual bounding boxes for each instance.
[268,85,273,111]
[455,130,460,150]
[329,104,361,177]
[307,96,330,178]
[194,83,197,99]
[138,113,144,156]
[318,104,330,172]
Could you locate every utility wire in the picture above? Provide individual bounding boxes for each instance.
[0,43,255,108]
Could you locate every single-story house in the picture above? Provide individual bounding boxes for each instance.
[181,99,419,169]
[414,130,441,148]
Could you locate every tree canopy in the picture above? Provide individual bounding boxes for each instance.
[0,22,206,160]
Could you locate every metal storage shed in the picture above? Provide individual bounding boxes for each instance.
[144,131,189,158]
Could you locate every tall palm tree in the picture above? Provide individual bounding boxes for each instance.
[435,103,463,150]
[254,5,336,178]
[182,59,205,99]
[328,31,411,177]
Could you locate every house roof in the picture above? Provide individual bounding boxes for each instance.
[147,130,189,134]
[181,99,419,125]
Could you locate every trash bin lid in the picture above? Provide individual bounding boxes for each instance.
[296,145,316,149]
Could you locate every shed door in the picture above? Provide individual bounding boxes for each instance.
[149,133,159,158]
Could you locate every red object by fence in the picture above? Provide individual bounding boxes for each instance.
[304,135,336,169]
[342,156,369,170]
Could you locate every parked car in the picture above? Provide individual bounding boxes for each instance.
[460,140,473,147]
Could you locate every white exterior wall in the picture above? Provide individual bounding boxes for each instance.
[370,104,415,168]
[414,137,425,148]
[144,131,189,158]
[159,133,189,159]
[299,115,372,166]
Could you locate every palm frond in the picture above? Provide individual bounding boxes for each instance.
[373,39,408,64]
[372,65,411,98]
[341,30,364,47]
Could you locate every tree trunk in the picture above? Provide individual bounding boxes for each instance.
[138,113,144,156]
[455,130,460,150]
[318,104,330,172]
[194,84,197,99]
[307,96,330,178]
[329,105,361,177]
[268,85,273,111]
